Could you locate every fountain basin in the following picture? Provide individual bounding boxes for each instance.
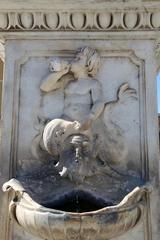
[3,178,151,240]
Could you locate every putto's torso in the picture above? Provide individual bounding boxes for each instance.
[64,78,98,121]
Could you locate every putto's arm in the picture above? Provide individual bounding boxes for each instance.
[40,59,72,92]
[40,71,66,92]
[80,81,105,131]
[90,81,105,121]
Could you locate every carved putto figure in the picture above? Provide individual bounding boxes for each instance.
[41,47,104,130]
[39,47,137,182]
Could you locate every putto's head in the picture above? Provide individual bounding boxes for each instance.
[71,47,101,78]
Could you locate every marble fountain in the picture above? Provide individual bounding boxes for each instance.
[2,46,152,240]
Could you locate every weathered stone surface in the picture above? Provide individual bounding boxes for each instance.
[3,178,151,240]
[0,1,159,240]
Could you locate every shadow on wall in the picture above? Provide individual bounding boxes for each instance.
[157,73,160,141]
[0,58,3,116]
[157,73,160,113]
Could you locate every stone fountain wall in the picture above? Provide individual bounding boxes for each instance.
[0,1,159,240]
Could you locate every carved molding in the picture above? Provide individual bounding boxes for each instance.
[12,50,146,179]
[0,8,160,32]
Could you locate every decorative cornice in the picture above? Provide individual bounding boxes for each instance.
[0,8,160,32]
